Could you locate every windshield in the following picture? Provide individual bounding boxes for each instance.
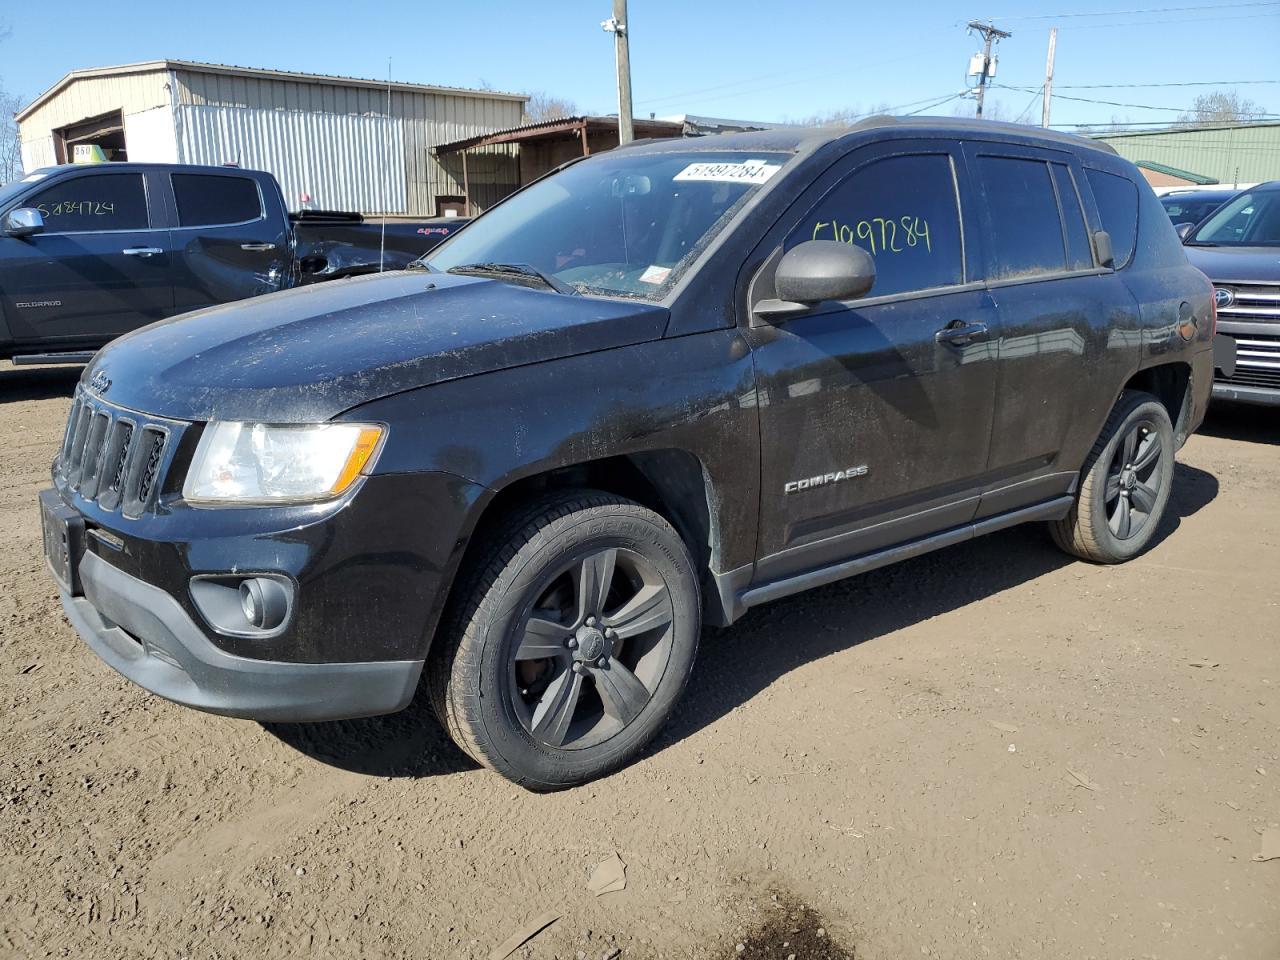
[1188,188,1280,246]
[426,150,789,300]
[1161,194,1230,227]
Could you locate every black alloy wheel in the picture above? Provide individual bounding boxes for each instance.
[510,547,675,750]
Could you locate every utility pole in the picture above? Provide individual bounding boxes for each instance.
[602,0,634,145]
[967,20,1011,119]
[1041,27,1058,128]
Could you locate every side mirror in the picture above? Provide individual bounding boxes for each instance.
[4,207,45,238]
[1175,222,1195,241]
[775,240,876,304]
[1092,229,1115,268]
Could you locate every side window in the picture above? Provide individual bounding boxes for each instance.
[1051,164,1094,271]
[1085,169,1139,269]
[26,174,149,233]
[171,174,263,228]
[785,153,964,299]
[975,156,1066,279]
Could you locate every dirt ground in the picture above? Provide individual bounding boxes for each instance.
[1,361,1277,960]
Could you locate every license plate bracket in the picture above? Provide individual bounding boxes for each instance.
[39,489,84,596]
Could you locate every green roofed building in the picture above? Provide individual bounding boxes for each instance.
[1093,121,1280,188]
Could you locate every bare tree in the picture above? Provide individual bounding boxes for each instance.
[792,104,893,128]
[524,91,579,123]
[1176,91,1266,128]
[0,88,22,181]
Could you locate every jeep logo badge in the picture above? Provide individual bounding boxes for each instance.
[87,370,112,395]
[1214,287,1234,309]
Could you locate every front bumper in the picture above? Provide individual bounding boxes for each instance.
[1212,380,1280,407]
[64,548,422,721]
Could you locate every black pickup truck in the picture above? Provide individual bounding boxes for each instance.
[0,162,465,364]
[41,119,1214,789]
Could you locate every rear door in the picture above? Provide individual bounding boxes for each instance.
[165,171,290,314]
[744,140,1001,583]
[1,169,173,345]
[963,143,1133,517]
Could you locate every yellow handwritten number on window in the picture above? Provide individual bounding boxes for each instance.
[811,216,931,256]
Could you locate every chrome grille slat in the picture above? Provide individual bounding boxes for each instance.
[1216,282,1280,323]
[54,388,182,517]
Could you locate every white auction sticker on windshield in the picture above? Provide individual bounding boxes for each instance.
[673,159,780,185]
[639,264,672,285]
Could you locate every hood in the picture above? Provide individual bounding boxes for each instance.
[1184,245,1280,284]
[82,271,670,422]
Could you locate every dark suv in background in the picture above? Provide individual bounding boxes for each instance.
[1183,180,1280,405]
[41,118,1214,788]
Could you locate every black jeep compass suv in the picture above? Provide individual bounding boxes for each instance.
[41,118,1215,788]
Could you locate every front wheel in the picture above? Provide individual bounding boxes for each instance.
[1051,391,1175,563]
[429,491,701,789]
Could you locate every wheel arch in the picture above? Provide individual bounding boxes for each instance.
[1120,360,1193,444]
[437,449,729,640]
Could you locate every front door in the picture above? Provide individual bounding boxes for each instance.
[743,143,1000,584]
[1,170,173,346]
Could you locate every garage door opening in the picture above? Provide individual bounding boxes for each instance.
[55,110,127,164]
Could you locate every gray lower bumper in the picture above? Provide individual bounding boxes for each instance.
[64,550,423,722]
[1212,381,1280,407]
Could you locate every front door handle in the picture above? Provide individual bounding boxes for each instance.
[240,242,277,252]
[935,319,988,346]
[122,246,163,258]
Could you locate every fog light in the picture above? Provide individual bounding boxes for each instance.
[238,577,289,631]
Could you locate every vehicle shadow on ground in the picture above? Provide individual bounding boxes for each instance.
[653,461,1219,756]
[262,684,479,778]
[0,365,83,402]
[264,463,1217,780]
[1198,401,1278,446]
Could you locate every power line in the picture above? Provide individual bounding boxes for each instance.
[1058,80,1280,89]
[986,1,1279,21]
[1053,11,1279,30]
[995,83,1203,112]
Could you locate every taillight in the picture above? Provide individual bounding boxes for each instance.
[1197,268,1217,335]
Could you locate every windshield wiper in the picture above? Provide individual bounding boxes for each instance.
[446,262,579,295]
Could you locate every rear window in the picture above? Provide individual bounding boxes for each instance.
[976,156,1066,280]
[1086,169,1139,268]
[172,174,263,227]
[26,173,149,233]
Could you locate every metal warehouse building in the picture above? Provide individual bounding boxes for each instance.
[1094,121,1280,189]
[15,60,527,216]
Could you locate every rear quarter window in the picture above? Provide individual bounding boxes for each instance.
[172,174,263,228]
[1085,169,1139,269]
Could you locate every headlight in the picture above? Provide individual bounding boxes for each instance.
[183,422,385,505]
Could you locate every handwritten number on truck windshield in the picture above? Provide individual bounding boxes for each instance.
[811,216,932,256]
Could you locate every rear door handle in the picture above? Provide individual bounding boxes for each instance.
[935,319,988,345]
[122,246,163,258]
[240,242,277,252]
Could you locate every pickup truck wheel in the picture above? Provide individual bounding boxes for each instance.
[1050,391,1175,564]
[429,491,700,789]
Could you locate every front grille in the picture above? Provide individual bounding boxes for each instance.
[1216,330,1280,391]
[1215,281,1280,324]
[56,389,185,518]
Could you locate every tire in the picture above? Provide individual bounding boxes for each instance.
[428,490,701,790]
[1050,391,1176,564]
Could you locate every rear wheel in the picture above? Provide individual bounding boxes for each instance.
[1051,391,1175,563]
[429,491,700,789]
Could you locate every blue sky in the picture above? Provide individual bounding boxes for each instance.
[3,1,1278,129]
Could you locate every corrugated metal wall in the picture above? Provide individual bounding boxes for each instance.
[175,69,524,216]
[18,69,170,137]
[176,104,407,213]
[1095,123,1280,187]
